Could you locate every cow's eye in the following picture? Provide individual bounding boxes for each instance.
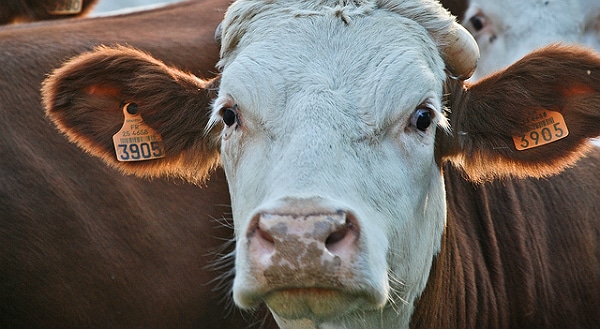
[469,14,486,32]
[222,107,237,127]
[412,107,432,132]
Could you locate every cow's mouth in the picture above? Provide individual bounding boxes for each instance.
[263,287,372,321]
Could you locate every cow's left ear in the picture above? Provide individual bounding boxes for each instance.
[42,45,222,183]
[437,44,599,181]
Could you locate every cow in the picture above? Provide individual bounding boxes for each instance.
[41,0,600,328]
[0,0,98,24]
[0,0,278,327]
[460,0,600,81]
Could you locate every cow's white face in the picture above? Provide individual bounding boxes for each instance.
[463,0,600,81]
[210,2,450,327]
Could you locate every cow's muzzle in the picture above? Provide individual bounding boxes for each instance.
[238,197,383,320]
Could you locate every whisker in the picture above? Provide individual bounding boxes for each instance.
[209,214,235,230]
[387,269,410,308]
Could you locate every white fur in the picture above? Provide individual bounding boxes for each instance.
[211,0,454,327]
[463,0,600,82]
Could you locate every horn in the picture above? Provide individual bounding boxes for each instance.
[440,23,479,80]
[214,21,223,45]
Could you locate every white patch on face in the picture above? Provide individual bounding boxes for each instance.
[210,2,450,328]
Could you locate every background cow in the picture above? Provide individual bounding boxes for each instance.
[0,0,277,327]
[41,0,599,328]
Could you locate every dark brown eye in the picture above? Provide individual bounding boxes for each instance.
[469,15,485,31]
[413,108,432,132]
[222,107,237,127]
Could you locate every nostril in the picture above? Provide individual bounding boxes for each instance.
[325,220,354,253]
[247,213,276,256]
[258,225,274,244]
[326,223,348,246]
[248,217,276,258]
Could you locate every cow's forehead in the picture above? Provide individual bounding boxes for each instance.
[216,3,447,133]
[218,0,456,66]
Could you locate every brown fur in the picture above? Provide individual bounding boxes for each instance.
[437,45,599,181]
[0,0,277,327]
[0,0,98,24]
[438,0,468,21]
[411,153,600,327]
[43,39,599,328]
[415,46,600,326]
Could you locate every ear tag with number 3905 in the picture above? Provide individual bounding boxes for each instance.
[512,110,569,151]
[112,103,165,162]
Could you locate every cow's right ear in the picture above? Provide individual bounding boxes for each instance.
[42,45,222,183]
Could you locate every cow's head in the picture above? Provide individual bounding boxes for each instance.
[42,0,599,327]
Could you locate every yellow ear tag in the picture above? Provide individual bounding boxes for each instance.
[47,0,83,14]
[512,110,569,151]
[112,103,165,162]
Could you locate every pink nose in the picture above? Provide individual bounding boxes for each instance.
[246,200,360,288]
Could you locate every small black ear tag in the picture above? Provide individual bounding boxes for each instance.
[112,103,165,162]
[47,0,83,14]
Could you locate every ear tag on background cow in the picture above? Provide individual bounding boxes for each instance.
[512,110,569,151]
[47,0,83,14]
[112,103,166,162]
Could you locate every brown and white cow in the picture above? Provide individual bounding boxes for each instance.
[42,0,599,328]
[0,0,98,24]
[0,0,279,327]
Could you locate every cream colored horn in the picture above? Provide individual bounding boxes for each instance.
[441,23,480,80]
